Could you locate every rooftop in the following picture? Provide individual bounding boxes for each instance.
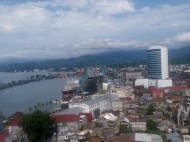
[82,95,107,106]
[8,116,22,126]
[51,107,84,115]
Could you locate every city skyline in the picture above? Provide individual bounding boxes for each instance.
[0,0,190,63]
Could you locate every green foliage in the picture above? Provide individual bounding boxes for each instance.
[18,110,55,142]
[147,106,155,115]
[146,119,158,131]
[93,108,100,120]
[61,104,69,109]
[166,106,172,112]
[137,108,147,113]
[84,132,90,141]
[95,122,103,128]
[119,125,133,134]
[163,112,171,119]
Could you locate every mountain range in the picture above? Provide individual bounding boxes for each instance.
[0,45,190,72]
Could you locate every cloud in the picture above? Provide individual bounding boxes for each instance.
[175,32,190,43]
[0,1,190,62]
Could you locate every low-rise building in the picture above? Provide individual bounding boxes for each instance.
[110,85,135,100]
[178,89,190,125]
[69,95,109,115]
[8,117,23,141]
[0,113,3,134]
[166,133,183,142]
[125,115,147,131]
[51,113,92,142]
[126,72,142,80]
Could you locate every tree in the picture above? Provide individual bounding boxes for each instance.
[119,125,133,134]
[45,102,48,112]
[41,103,44,111]
[49,101,52,112]
[18,110,55,142]
[37,102,41,110]
[55,99,58,109]
[147,106,155,115]
[61,104,69,109]
[34,105,37,110]
[146,119,158,131]
[29,107,32,113]
[166,106,172,112]
[93,108,100,120]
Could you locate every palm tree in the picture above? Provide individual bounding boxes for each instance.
[29,107,32,113]
[41,103,44,111]
[55,99,58,109]
[37,102,41,110]
[49,101,52,113]
[45,102,48,112]
[58,100,61,108]
[34,105,37,110]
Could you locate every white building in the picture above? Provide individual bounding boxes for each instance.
[69,95,110,115]
[135,78,172,89]
[135,133,163,142]
[147,46,169,79]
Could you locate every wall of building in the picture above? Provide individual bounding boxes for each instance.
[157,79,172,88]
[130,122,147,131]
[0,113,3,134]
[135,79,149,89]
[112,101,123,111]
[161,47,169,79]
[126,72,142,80]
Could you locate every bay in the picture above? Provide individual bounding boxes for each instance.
[0,72,70,118]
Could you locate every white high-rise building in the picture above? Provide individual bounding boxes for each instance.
[147,46,169,79]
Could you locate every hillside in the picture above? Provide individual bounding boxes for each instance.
[0,45,190,72]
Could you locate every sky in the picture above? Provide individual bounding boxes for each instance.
[0,0,190,63]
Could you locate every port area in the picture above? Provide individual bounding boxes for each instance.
[0,73,74,90]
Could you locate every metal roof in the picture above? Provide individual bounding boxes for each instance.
[82,95,107,106]
[51,107,84,115]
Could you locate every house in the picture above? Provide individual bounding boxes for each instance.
[99,113,118,129]
[157,120,176,133]
[166,133,183,142]
[148,98,166,106]
[0,133,12,142]
[51,113,92,142]
[110,85,135,100]
[105,133,163,142]
[151,89,164,98]
[125,115,148,131]
[8,117,22,141]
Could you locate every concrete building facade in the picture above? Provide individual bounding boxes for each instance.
[178,89,190,125]
[0,113,3,134]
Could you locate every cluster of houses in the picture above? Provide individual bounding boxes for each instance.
[1,73,190,141]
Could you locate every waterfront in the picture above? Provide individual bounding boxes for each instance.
[0,72,71,117]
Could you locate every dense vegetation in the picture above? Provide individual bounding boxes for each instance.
[18,110,55,142]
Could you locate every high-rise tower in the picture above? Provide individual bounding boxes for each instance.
[147,46,169,79]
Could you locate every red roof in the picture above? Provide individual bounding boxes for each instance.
[79,113,93,122]
[0,133,9,142]
[164,86,190,91]
[152,89,163,94]
[8,116,22,126]
[51,114,80,123]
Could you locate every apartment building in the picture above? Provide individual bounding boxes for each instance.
[177,89,190,125]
